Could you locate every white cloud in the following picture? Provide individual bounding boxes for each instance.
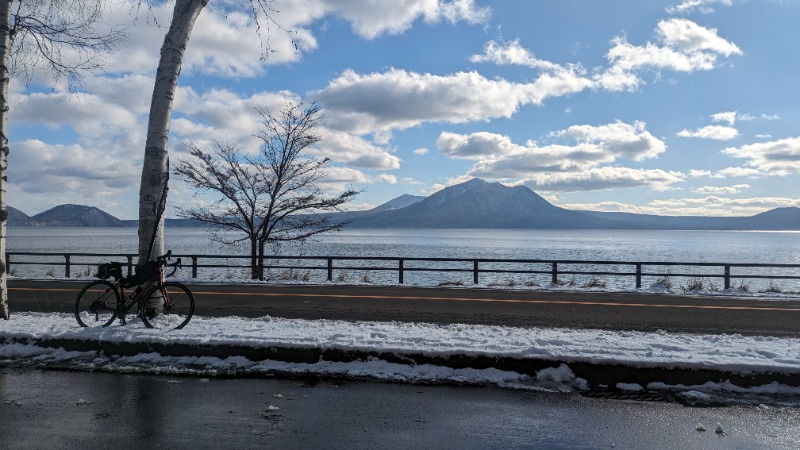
[656,19,741,56]
[592,65,643,92]
[560,192,798,217]
[558,201,649,213]
[649,195,798,216]
[94,0,488,80]
[524,167,685,192]
[722,137,800,175]
[528,68,594,104]
[738,113,782,122]
[327,0,489,39]
[317,69,537,134]
[469,39,563,71]
[12,91,140,139]
[8,139,141,216]
[319,19,741,138]
[677,125,739,140]
[436,131,522,161]
[466,144,604,177]
[666,0,733,15]
[377,173,398,184]
[402,177,425,186]
[553,121,666,161]
[711,110,737,125]
[323,166,372,185]
[184,9,313,77]
[413,148,430,156]
[437,122,675,192]
[441,121,666,173]
[694,184,750,194]
[601,19,741,90]
[689,169,712,178]
[712,167,764,178]
[316,130,401,170]
[173,88,294,149]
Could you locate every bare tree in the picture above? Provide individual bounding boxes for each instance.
[174,101,359,280]
[0,0,122,320]
[137,0,289,265]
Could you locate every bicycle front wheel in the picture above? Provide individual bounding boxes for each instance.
[141,282,194,330]
[75,281,119,328]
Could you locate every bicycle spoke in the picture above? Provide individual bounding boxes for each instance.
[141,282,194,330]
[75,281,119,328]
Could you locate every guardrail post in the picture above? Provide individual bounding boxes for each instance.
[4,254,9,276]
[551,262,558,285]
[473,260,479,284]
[724,265,730,290]
[635,264,642,289]
[327,258,333,282]
[64,254,71,278]
[399,259,404,284]
[127,255,133,278]
[192,256,198,278]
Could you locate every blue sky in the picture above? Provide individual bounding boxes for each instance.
[8,0,800,219]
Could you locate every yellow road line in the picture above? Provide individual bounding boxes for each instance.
[190,290,800,312]
[13,286,798,313]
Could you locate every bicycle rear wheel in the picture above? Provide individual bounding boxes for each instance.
[141,282,194,330]
[75,281,119,328]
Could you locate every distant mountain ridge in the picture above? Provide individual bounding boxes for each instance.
[31,204,126,227]
[582,207,800,231]
[336,179,799,230]
[7,179,800,230]
[7,206,39,226]
[345,179,624,229]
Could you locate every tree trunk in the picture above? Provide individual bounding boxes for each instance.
[250,236,258,280]
[258,239,266,281]
[0,0,12,320]
[137,0,208,264]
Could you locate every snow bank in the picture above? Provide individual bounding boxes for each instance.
[2,312,799,375]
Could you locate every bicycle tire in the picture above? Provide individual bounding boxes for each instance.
[140,282,194,330]
[75,280,119,328]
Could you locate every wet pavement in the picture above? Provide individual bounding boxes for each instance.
[2,368,799,449]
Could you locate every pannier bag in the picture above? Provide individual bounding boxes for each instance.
[121,260,159,288]
[95,262,123,280]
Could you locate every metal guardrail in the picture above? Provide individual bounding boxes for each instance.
[6,252,800,290]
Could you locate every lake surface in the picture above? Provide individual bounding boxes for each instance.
[6,227,800,292]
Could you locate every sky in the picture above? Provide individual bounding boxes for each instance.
[7,0,800,220]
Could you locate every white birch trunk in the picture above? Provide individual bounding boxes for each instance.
[138,0,208,265]
[0,0,12,320]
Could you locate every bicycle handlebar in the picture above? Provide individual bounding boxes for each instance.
[166,258,181,278]
[155,251,180,277]
[156,250,173,262]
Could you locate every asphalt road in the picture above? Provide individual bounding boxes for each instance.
[2,368,798,449]
[8,279,800,337]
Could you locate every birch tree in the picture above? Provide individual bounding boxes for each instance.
[0,0,121,320]
[174,101,358,279]
[137,0,286,264]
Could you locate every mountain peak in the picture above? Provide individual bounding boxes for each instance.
[371,194,425,212]
[32,204,125,227]
[349,178,611,228]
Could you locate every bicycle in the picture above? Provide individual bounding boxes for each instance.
[74,251,195,330]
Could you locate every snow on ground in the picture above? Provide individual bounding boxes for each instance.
[3,312,800,405]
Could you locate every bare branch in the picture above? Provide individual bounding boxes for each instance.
[8,0,126,91]
[174,100,360,279]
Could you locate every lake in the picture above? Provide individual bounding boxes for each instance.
[6,227,800,292]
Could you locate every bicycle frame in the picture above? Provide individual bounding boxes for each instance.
[76,250,192,330]
[114,254,178,325]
